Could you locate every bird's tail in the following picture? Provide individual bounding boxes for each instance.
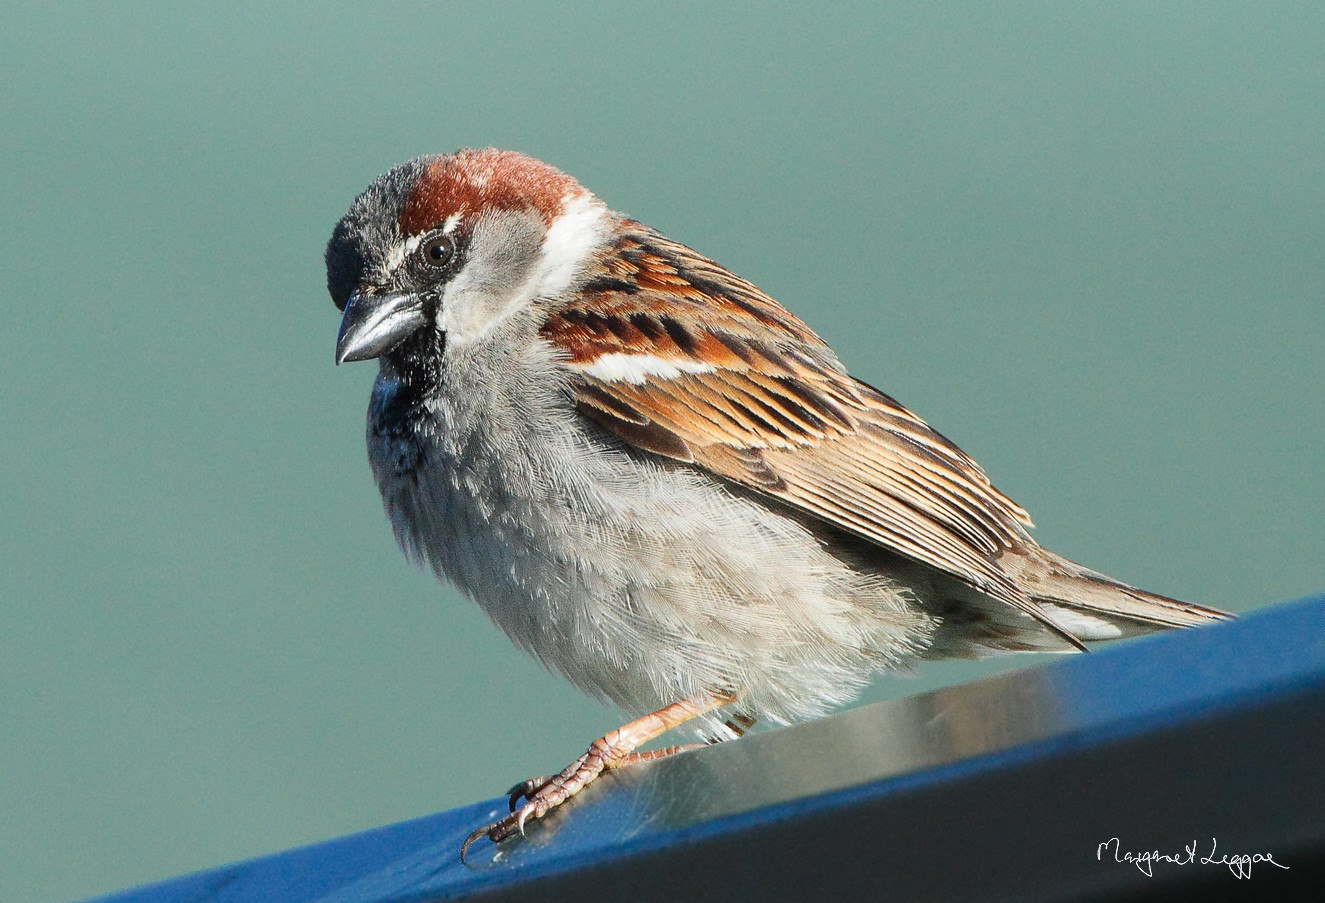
[1004,549,1232,642]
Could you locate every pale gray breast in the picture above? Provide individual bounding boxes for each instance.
[363,341,642,639]
[364,334,931,722]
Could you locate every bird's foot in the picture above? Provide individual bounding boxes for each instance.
[460,743,608,862]
[459,691,738,863]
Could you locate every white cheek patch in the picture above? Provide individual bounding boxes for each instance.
[535,193,609,299]
[573,353,717,385]
[435,193,608,348]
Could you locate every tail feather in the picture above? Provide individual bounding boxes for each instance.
[1007,550,1232,640]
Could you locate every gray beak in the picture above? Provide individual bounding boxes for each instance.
[335,289,427,364]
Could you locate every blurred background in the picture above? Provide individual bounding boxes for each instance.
[2,2,1322,900]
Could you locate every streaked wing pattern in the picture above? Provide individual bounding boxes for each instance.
[542,225,1085,647]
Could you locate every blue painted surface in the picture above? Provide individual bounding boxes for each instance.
[89,594,1325,902]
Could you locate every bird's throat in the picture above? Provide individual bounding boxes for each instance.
[385,325,446,390]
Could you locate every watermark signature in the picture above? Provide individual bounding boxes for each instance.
[1097,837,1289,879]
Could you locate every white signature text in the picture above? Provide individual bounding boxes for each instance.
[1097,837,1289,879]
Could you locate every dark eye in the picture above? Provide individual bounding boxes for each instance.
[421,234,455,268]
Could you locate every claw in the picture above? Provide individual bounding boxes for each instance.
[506,776,551,812]
[459,824,490,865]
[506,784,525,813]
[516,803,534,837]
[459,810,523,865]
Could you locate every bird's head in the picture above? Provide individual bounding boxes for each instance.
[326,148,609,367]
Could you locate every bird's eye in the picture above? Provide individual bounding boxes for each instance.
[421,234,456,268]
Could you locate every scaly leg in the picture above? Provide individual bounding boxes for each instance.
[502,713,755,812]
[460,690,738,862]
[500,709,758,813]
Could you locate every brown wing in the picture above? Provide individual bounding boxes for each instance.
[543,224,1083,649]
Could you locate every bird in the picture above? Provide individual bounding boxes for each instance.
[325,148,1230,860]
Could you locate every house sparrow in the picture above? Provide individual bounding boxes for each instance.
[325,148,1230,860]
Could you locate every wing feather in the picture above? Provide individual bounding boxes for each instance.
[544,224,1084,649]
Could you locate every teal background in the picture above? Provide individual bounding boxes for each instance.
[2,3,1322,900]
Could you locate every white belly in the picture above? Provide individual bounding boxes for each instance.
[366,344,931,727]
